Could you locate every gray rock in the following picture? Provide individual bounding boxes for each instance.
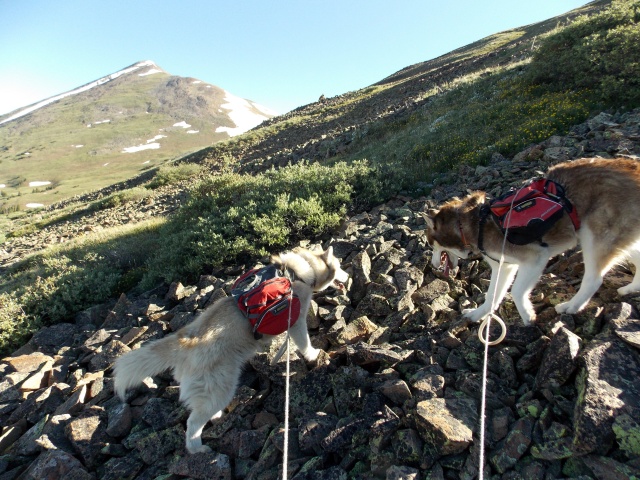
[535,327,582,389]
[386,465,420,479]
[238,426,270,458]
[18,449,93,480]
[101,293,135,329]
[351,250,371,303]
[106,402,132,438]
[2,352,54,374]
[30,323,79,353]
[331,317,378,346]
[88,339,130,371]
[346,342,406,368]
[64,408,111,469]
[392,429,423,464]
[8,414,49,456]
[489,416,534,474]
[607,308,640,350]
[169,451,232,480]
[516,336,550,374]
[412,279,450,305]
[142,397,177,430]
[298,412,339,454]
[581,454,640,480]
[394,266,424,292]
[99,454,145,480]
[411,374,445,401]
[377,379,413,405]
[356,293,392,317]
[321,418,367,453]
[415,396,478,456]
[573,334,640,455]
[135,425,185,464]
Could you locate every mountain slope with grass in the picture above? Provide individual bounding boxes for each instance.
[0,61,275,212]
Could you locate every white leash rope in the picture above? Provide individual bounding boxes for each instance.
[477,185,521,479]
[281,291,293,480]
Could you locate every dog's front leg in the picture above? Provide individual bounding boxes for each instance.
[510,257,548,325]
[463,260,518,323]
[288,305,320,362]
[555,227,606,315]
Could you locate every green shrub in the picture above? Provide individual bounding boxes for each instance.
[94,186,154,209]
[342,69,594,194]
[0,292,39,357]
[147,162,202,189]
[0,220,162,356]
[143,160,374,285]
[527,0,640,107]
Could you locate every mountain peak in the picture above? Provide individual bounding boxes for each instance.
[0,61,276,209]
[0,61,168,125]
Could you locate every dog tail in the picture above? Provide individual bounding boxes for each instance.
[113,335,177,400]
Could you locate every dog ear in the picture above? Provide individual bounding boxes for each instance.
[462,191,486,211]
[323,246,334,262]
[419,210,437,231]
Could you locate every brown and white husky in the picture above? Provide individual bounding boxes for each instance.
[114,246,349,454]
[423,157,640,325]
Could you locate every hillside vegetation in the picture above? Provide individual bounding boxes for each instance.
[2,0,640,356]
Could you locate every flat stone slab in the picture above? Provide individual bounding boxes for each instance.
[415,395,478,456]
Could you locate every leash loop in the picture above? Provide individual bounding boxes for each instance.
[478,313,507,346]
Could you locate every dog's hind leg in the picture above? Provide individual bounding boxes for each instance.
[556,226,617,314]
[618,242,640,296]
[463,260,518,323]
[185,408,215,454]
[510,256,549,325]
[181,374,238,454]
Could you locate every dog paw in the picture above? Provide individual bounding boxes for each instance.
[187,444,212,454]
[462,308,485,323]
[520,314,534,326]
[618,285,640,296]
[555,301,578,314]
[303,347,320,362]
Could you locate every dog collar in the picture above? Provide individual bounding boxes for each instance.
[476,204,503,263]
[458,219,472,250]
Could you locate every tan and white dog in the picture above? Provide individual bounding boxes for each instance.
[114,246,349,454]
[423,157,640,325]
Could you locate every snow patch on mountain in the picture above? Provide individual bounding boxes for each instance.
[215,91,276,137]
[139,68,163,77]
[173,121,191,128]
[0,61,158,125]
[122,143,161,153]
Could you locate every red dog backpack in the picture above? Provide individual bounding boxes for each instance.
[232,265,301,338]
[489,178,580,245]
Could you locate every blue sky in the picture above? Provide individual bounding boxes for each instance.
[0,0,590,116]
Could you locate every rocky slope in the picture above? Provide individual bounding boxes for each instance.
[1,111,640,479]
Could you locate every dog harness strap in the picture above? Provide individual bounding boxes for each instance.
[477,204,490,254]
[544,179,581,231]
[477,204,503,263]
[458,219,471,249]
